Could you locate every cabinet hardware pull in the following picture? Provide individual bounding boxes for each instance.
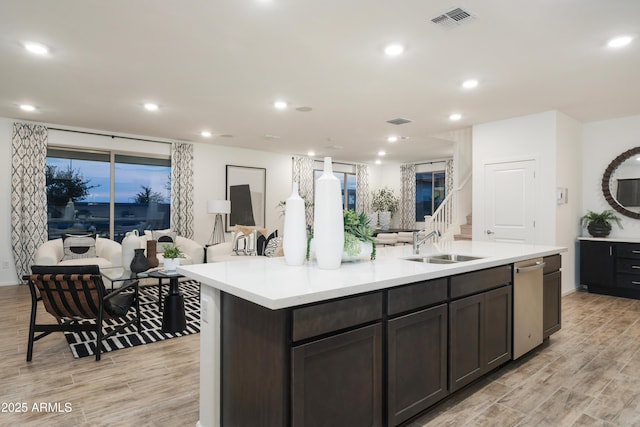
[632,266,640,269]
[632,281,640,285]
[632,250,640,254]
[515,261,546,274]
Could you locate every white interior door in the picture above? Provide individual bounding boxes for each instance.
[483,160,536,244]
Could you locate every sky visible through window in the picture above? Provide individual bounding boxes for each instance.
[47,157,170,203]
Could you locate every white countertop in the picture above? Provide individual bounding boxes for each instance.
[178,240,566,310]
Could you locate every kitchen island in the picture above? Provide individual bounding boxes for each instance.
[179,240,566,427]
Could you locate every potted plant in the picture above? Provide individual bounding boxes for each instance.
[162,244,184,271]
[343,210,376,261]
[371,187,399,230]
[580,209,622,237]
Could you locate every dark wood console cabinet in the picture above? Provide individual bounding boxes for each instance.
[580,239,640,299]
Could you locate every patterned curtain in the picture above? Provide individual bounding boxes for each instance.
[11,123,48,279]
[292,156,314,225]
[170,142,194,238]
[400,164,416,228]
[355,164,370,213]
[445,159,454,195]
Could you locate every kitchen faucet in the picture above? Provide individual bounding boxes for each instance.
[413,230,441,254]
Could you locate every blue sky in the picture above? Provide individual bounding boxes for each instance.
[47,158,171,203]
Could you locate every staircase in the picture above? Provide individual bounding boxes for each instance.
[424,173,471,242]
[454,213,472,241]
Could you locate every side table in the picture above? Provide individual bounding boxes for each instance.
[148,270,187,333]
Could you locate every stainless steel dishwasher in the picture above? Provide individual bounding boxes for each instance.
[513,258,545,359]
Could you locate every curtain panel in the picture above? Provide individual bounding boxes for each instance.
[400,164,416,229]
[11,123,48,279]
[445,159,454,194]
[170,142,195,239]
[355,164,370,214]
[292,156,314,226]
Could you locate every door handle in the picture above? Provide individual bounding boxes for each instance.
[515,261,546,274]
[486,230,494,235]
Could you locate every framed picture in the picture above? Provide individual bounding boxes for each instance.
[225,165,266,232]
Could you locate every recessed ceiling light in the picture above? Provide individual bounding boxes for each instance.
[384,44,404,56]
[607,36,633,48]
[375,159,382,165]
[274,100,288,110]
[307,151,316,157]
[462,79,479,89]
[20,104,36,112]
[201,131,212,137]
[378,150,386,156]
[387,136,398,143]
[449,113,462,121]
[144,103,159,111]
[24,42,49,55]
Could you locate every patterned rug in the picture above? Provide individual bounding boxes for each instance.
[64,280,200,358]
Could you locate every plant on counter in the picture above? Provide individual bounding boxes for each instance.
[343,209,376,260]
[162,244,185,259]
[371,187,399,215]
[580,209,622,237]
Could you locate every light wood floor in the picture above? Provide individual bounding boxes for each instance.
[2,284,640,426]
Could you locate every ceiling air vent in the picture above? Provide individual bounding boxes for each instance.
[386,117,412,125]
[431,7,475,29]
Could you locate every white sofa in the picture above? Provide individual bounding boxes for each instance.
[34,237,122,268]
[140,232,204,265]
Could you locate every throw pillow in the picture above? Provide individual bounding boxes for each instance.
[61,234,97,261]
[264,237,283,257]
[151,229,177,253]
[259,230,278,256]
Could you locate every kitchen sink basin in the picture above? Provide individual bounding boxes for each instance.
[402,253,484,264]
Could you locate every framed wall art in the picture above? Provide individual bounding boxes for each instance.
[225,165,266,232]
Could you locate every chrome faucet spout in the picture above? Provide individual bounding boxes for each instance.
[413,230,441,254]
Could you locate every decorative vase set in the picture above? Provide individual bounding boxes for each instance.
[283,157,345,270]
[121,230,161,273]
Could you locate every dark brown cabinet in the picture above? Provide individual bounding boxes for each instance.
[449,267,512,393]
[387,303,448,426]
[543,254,562,338]
[580,239,640,299]
[292,324,383,427]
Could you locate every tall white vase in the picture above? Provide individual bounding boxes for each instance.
[313,157,344,270]
[283,182,307,266]
[121,229,141,271]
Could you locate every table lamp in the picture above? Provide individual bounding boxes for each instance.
[207,200,231,245]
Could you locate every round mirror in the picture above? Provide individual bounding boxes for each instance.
[602,146,640,219]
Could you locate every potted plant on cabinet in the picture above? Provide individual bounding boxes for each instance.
[162,244,184,271]
[371,187,399,230]
[580,209,622,238]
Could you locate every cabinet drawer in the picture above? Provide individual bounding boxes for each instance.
[543,254,561,274]
[616,258,640,276]
[616,243,640,260]
[387,278,448,316]
[617,274,640,290]
[450,266,512,300]
[292,292,383,341]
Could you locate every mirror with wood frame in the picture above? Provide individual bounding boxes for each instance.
[602,146,640,219]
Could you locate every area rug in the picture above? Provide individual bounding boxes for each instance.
[64,280,200,358]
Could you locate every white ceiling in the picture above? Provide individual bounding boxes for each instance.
[1,0,638,164]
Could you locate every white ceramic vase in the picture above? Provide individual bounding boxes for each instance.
[342,241,373,262]
[313,157,344,270]
[283,182,307,266]
[378,211,391,230]
[366,212,378,229]
[121,229,141,271]
[164,257,180,272]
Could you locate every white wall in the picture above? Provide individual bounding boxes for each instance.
[473,111,580,293]
[582,114,640,237]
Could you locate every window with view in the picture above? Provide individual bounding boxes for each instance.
[415,171,446,221]
[46,148,171,242]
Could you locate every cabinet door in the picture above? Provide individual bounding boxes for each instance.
[449,293,484,393]
[580,241,615,289]
[543,270,562,338]
[291,324,383,427]
[484,285,512,371]
[387,304,448,426]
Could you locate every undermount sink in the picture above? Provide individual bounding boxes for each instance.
[403,253,484,264]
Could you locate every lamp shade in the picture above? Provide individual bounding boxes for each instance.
[207,199,231,214]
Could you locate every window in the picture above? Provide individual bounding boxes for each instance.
[46,148,171,242]
[314,170,357,210]
[415,171,446,221]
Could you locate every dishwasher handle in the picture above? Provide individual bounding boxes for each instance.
[514,261,546,274]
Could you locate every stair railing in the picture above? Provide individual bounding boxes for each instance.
[424,173,471,242]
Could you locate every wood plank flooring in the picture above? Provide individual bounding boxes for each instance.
[2,284,640,426]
